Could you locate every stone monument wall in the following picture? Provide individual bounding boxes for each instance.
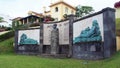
[72,8,116,60]
[15,7,116,60]
[15,28,40,54]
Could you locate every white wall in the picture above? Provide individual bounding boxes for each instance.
[43,20,69,45]
[116,8,120,18]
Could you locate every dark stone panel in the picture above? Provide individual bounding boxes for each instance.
[59,45,69,54]
[72,42,104,60]
[42,45,69,55]
[42,45,51,54]
[73,51,103,60]
[17,45,39,55]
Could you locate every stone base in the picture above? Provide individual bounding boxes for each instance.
[73,42,104,60]
[41,54,68,58]
[16,45,39,54]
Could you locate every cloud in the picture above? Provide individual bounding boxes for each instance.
[0,0,119,18]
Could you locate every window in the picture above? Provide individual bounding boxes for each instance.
[71,10,74,14]
[55,7,58,12]
[65,7,68,14]
[55,18,58,21]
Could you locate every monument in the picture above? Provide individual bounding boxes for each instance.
[15,7,116,60]
[50,24,59,55]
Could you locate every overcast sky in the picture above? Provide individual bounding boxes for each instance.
[0,0,119,18]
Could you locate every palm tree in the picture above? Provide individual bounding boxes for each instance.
[0,17,7,23]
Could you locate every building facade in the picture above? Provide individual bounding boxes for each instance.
[115,7,120,18]
[114,1,120,18]
[44,0,76,21]
[13,0,76,25]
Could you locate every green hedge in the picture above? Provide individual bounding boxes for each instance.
[0,31,14,42]
[116,18,120,30]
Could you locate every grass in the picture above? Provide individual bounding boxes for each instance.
[0,37,120,68]
[0,37,14,54]
[116,18,120,36]
[0,25,120,68]
[0,51,119,68]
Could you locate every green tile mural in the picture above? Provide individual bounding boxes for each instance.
[73,20,102,44]
[19,33,38,45]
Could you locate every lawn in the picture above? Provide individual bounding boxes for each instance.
[0,37,120,68]
[0,37,14,54]
[0,51,120,68]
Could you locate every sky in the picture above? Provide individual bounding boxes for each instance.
[0,0,120,18]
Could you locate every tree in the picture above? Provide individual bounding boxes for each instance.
[0,17,7,23]
[76,5,94,17]
[63,14,68,20]
[0,17,4,22]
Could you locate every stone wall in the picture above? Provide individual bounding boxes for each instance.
[72,7,116,60]
[15,7,116,60]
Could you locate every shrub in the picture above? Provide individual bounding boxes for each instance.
[0,31,14,42]
[5,27,12,31]
[116,18,120,30]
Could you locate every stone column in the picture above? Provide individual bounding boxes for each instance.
[102,8,116,58]
[51,24,59,55]
[23,20,25,24]
[37,19,39,23]
[39,24,43,54]
[27,18,29,24]
[68,14,74,57]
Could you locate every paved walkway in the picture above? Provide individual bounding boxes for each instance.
[0,31,9,35]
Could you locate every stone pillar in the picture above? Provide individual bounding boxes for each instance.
[37,19,39,23]
[50,24,59,55]
[39,24,43,54]
[15,30,19,53]
[68,14,74,57]
[27,18,29,24]
[102,8,116,58]
[23,20,25,24]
